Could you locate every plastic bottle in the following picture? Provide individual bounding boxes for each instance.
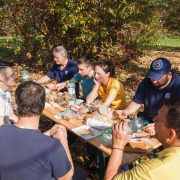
[22,68,29,81]
[101,117,149,142]
[67,80,76,106]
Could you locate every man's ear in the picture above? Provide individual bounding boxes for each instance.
[168,129,177,140]
[15,104,18,114]
[168,72,172,78]
[0,74,4,82]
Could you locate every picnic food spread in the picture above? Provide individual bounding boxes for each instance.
[43,87,155,152]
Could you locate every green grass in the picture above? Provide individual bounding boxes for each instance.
[0,36,20,60]
[156,38,180,47]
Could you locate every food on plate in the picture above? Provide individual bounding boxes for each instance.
[70,105,79,112]
[77,129,95,137]
[94,99,103,110]
[114,111,126,121]
[84,112,99,121]
[99,104,108,116]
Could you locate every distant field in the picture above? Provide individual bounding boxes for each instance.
[156,38,180,47]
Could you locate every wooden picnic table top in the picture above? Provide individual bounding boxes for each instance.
[42,104,162,165]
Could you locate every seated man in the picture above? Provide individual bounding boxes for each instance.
[0,61,18,126]
[0,81,74,180]
[35,46,79,98]
[104,98,180,180]
[56,55,94,100]
[115,57,180,134]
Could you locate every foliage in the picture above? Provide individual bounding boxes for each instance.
[0,37,20,59]
[0,0,162,67]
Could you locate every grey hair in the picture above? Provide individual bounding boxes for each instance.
[52,46,68,58]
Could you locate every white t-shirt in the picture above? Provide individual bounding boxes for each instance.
[0,88,11,124]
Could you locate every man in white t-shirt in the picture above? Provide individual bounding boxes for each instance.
[0,61,18,126]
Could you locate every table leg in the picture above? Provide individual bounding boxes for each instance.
[154,148,159,158]
[98,150,105,180]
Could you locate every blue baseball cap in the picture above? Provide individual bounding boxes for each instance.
[146,57,171,81]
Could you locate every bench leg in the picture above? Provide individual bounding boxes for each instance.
[98,150,105,180]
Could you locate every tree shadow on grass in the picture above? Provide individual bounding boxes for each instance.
[0,47,15,60]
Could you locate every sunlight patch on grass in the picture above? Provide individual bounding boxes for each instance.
[156,38,180,47]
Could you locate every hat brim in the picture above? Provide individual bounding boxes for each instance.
[146,70,165,81]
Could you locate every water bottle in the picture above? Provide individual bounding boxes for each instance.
[22,68,29,81]
[101,117,149,142]
[67,80,76,106]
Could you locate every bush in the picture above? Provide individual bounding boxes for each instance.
[0,0,162,67]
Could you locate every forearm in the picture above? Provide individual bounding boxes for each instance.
[103,94,116,106]
[86,84,99,104]
[43,129,51,136]
[60,140,74,178]
[104,148,124,180]
[37,75,51,84]
[124,101,141,116]
[9,105,18,123]
[9,114,18,123]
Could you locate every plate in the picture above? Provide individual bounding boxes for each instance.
[71,125,101,140]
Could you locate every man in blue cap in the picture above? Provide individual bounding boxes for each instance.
[115,57,180,134]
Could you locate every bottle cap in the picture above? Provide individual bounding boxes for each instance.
[69,80,72,83]
[143,120,149,126]
[23,68,26,70]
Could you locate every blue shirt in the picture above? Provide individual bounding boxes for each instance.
[74,72,95,99]
[47,59,79,98]
[0,124,71,180]
[133,72,180,121]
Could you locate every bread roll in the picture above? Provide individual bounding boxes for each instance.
[99,105,108,116]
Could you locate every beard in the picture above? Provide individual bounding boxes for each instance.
[152,75,169,89]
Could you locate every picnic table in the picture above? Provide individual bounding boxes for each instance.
[42,103,162,179]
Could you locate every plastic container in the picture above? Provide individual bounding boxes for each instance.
[22,68,29,81]
[67,80,76,106]
[101,117,149,142]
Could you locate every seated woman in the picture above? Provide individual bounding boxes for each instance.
[86,59,126,110]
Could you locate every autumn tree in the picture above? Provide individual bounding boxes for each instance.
[0,0,162,67]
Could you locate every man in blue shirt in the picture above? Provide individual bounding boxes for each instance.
[0,81,74,180]
[35,46,79,98]
[115,57,180,134]
[56,55,94,100]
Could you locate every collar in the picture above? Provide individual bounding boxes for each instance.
[0,88,10,96]
[85,72,94,80]
[57,59,69,71]
[157,147,180,159]
[99,77,112,92]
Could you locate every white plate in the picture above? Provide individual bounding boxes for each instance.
[71,125,101,140]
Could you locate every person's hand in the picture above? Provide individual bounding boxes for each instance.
[93,76,101,86]
[33,80,38,83]
[112,121,132,148]
[46,84,56,91]
[144,123,155,135]
[56,82,67,92]
[114,110,127,120]
[52,128,68,144]
[50,124,67,136]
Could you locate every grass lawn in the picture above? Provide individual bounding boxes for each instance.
[156,38,180,47]
[0,36,20,60]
